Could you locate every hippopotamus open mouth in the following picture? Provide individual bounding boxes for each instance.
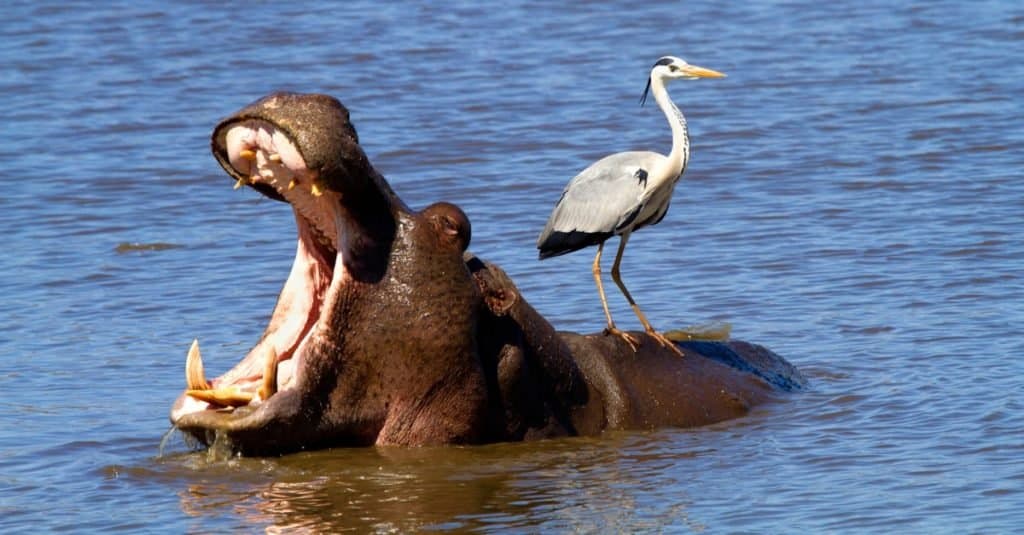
[171,95,352,431]
[174,111,339,418]
[168,93,491,454]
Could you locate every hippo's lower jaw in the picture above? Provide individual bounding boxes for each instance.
[170,118,348,442]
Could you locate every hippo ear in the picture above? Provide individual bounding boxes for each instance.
[483,283,518,316]
[465,254,519,316]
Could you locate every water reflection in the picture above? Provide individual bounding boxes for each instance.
[169,433,714,532]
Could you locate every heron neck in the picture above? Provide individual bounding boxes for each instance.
[651,78,689,181]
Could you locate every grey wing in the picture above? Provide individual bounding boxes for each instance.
[537,151,663,258]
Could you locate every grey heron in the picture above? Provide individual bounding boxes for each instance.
[536,55,725,356]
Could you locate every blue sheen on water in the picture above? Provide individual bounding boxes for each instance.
[1,0,1022,532]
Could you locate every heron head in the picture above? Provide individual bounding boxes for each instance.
[641,56,726,106]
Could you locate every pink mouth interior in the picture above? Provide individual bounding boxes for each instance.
[173,120,345,418]
[210,215,333,394]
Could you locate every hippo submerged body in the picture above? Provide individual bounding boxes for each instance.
[170,92,804,456]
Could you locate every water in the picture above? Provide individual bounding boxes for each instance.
[2,0,1022,531]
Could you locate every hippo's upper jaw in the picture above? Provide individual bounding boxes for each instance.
[170,93,403,451]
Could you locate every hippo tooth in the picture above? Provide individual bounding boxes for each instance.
[258,346,278,401]
[288,179,297,191]
[311,180,326,197]
[233,178,247,190]
[239,149,257,161]
[268,153,282,163]
[185,339,211,391]
[186,386,254,407]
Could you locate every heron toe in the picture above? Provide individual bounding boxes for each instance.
[604,326,641,352]
[646,329,686,358]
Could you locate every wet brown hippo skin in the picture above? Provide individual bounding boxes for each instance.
[170,92,802,456]
[173,93,490,453]
[466,258,781,438]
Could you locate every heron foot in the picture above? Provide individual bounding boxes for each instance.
[603,326,640,352]
[645,328,685,358]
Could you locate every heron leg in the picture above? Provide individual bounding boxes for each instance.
[610,234,684,357]
[593,242,639,351]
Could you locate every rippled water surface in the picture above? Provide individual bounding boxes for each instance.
[2,1,1023,532]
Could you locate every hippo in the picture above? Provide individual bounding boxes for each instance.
[170,92,804,456]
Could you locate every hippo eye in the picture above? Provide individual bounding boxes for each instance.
[441,216,460,236]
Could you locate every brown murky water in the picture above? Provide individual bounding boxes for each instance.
[2,1,1022,531]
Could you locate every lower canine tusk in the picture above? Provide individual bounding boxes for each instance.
[185,339,211,391]
[259,346,278,401]
[186,387,254,407]
[239,149,256,161]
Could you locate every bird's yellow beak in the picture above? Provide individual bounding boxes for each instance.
[682,64,726,78]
